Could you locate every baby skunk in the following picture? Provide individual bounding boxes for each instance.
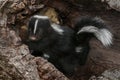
[26,15,113,76]
[27,15,77,75]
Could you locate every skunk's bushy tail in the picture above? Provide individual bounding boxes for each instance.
[74,17,113,47]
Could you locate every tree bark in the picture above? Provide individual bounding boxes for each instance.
[0,0,120,80]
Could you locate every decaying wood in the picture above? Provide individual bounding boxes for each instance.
[0,54,24,80]
[89,68,120,80]
[0,0,120,80]
[102,0,120,12]
[36,57,69,80]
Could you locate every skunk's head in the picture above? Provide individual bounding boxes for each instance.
[28,15,51,41]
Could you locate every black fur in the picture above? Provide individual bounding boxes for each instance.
[26,15,112,76]
[26,16,79,75]
[74,16,107,31]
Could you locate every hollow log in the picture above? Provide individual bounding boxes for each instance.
[0,0,120,80]
[0,0,69,79]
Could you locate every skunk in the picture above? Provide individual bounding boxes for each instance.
[26,15,113,76]
[27,15,77,75]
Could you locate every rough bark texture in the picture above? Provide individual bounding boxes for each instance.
[89,68,120,80]
[102,0,120,12]
[0,0,120,80]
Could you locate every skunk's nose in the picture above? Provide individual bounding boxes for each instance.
[29,36,37,41]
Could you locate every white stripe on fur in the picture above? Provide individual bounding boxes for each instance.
[75,46,82,53]
[95,29,113,47]
[34,19,39,34]
[33,15,49,19]
[77,26,98,34]
[77,26,113,47]
[43,53,50,59]
[51,23,64,35]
